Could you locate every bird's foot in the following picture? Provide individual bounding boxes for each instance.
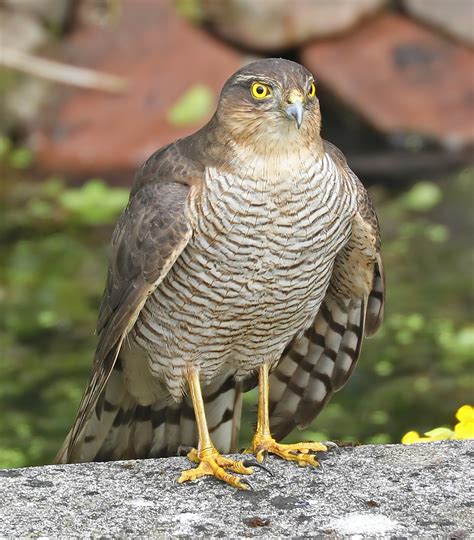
[246,433,327,467]
[178,446,254,490]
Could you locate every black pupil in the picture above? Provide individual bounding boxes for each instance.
[256,86,264,94]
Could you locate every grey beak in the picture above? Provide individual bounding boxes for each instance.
[285,102,304,129]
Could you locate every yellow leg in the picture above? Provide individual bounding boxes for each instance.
[247,364,327,467]
[177,369,253,489]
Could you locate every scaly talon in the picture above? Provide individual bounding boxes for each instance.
[247,434,327,468]
[178,446,253,489]
[248,364,327,473]
[186,448,200,464]
[178,371,256,490]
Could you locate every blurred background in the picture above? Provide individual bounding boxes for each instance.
[0,0,473,469]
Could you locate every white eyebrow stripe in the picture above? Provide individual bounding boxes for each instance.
[232,74,277,86]
[231,73,314,91]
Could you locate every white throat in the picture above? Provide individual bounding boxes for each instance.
[226,137,320,185]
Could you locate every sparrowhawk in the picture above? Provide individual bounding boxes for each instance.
[55,58,385,489]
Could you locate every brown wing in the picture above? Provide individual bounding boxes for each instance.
[269,144,385,440]
[63,179,194,459]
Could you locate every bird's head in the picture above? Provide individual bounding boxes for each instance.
[215,58,322,154]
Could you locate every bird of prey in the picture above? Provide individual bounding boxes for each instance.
[55,58,385,489]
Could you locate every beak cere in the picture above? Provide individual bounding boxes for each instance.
[285,101,304,129]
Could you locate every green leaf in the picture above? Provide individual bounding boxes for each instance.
[424,427,453,439]
[425,224,449,243]
[0,448,26,468]
[175,0,204,22]
[10,147,34,169]
[58,179,128,225]
[367,433,391,444]
[403,181,443,212]
[0,135,12,158]
[374,360,393,377]
[167,85,214,127]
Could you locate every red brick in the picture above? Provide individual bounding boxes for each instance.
[302,13,474,146]
[34,0,242,177]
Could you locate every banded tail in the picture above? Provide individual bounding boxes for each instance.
[55,362,243,463]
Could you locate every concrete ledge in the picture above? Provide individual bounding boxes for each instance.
[0,440,472,538]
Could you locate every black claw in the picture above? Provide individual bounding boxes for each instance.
[243,459,274,476]
[177,445,193,456]
[242,479,255,491]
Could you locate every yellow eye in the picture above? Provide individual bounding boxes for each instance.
[308,82,316,98]
[251,82,272,100]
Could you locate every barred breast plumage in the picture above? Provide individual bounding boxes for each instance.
[128,152,356,401]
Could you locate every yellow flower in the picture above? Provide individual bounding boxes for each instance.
[454,405,474,440]
[454,421,474,439]
[401,431,420,444]
[456,404,474,423]
[401,404,474,444]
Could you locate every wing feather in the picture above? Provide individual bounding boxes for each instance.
[62,180,194,460]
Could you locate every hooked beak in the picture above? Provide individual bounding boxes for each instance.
[285,101,304,129]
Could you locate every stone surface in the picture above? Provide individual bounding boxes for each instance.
[33,0,242,177]
[0,441,472,537]
[302,13,474,147]
[404,0,474,46]
[201,0,386,52]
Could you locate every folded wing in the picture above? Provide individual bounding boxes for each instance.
[56,179,194,462]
